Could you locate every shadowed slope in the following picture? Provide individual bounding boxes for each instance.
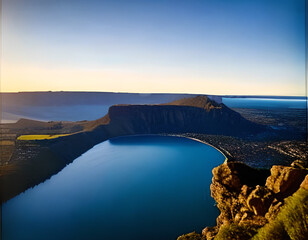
[103,96,266,136]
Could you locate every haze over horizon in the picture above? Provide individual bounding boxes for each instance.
[1,90,307,98]
[1,0,306,96]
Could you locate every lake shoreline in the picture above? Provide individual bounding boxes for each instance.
[164,134,229,162]
[2,135,226,240]
[1,130,306,203]
[169,133,307,169]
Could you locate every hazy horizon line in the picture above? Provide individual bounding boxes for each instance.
[0,90,306,98]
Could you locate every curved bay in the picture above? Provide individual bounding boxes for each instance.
[2,135,225,240]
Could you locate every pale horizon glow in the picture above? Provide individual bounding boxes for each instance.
[1,0,306,96]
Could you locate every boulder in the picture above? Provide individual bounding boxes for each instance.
[211,163,270,227]
[212,163,241,192]
[246,185,274,216]
[265,166,307,198]
[212,162,269,192]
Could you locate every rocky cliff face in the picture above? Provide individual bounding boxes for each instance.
[209,163,271,232]
[178,161,308,240]
[105,96,265,137]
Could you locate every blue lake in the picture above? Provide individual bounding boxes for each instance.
[222,97,307,109]
[2,135,225,240]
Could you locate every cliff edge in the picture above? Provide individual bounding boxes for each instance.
[178,160,308,240]
[99,96,266,137]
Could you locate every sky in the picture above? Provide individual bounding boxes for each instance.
[1,0,306,95]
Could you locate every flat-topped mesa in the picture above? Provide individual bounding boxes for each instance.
[102,96,266,137]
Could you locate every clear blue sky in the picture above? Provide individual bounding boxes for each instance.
[2,0,306,95]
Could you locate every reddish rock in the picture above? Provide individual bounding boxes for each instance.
[246,185,274,216]
[212,163,242,192]
[265,165,307,198]
[211,162,270,228]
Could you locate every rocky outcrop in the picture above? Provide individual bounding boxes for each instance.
[210,162,270,228]
[265,165,307,199]
[179,161,308,240]
[246,185,273,216]
[211,162,307,225]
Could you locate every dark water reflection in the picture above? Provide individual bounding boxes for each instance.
[2,135,225,240]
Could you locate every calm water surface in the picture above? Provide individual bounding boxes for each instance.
[222,97,307,109]
[2,104,110,123]
[2,135,225,240]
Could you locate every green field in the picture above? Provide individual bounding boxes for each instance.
[17,134,71,141]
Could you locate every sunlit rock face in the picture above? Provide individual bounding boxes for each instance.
[265,165,307,198]
[210,162,270,228]
[199,161,308,240]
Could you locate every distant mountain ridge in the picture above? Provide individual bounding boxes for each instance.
[1,91,215,107]
[8,95,265,136]
[86,96,265,136]
[1,91,222,123]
